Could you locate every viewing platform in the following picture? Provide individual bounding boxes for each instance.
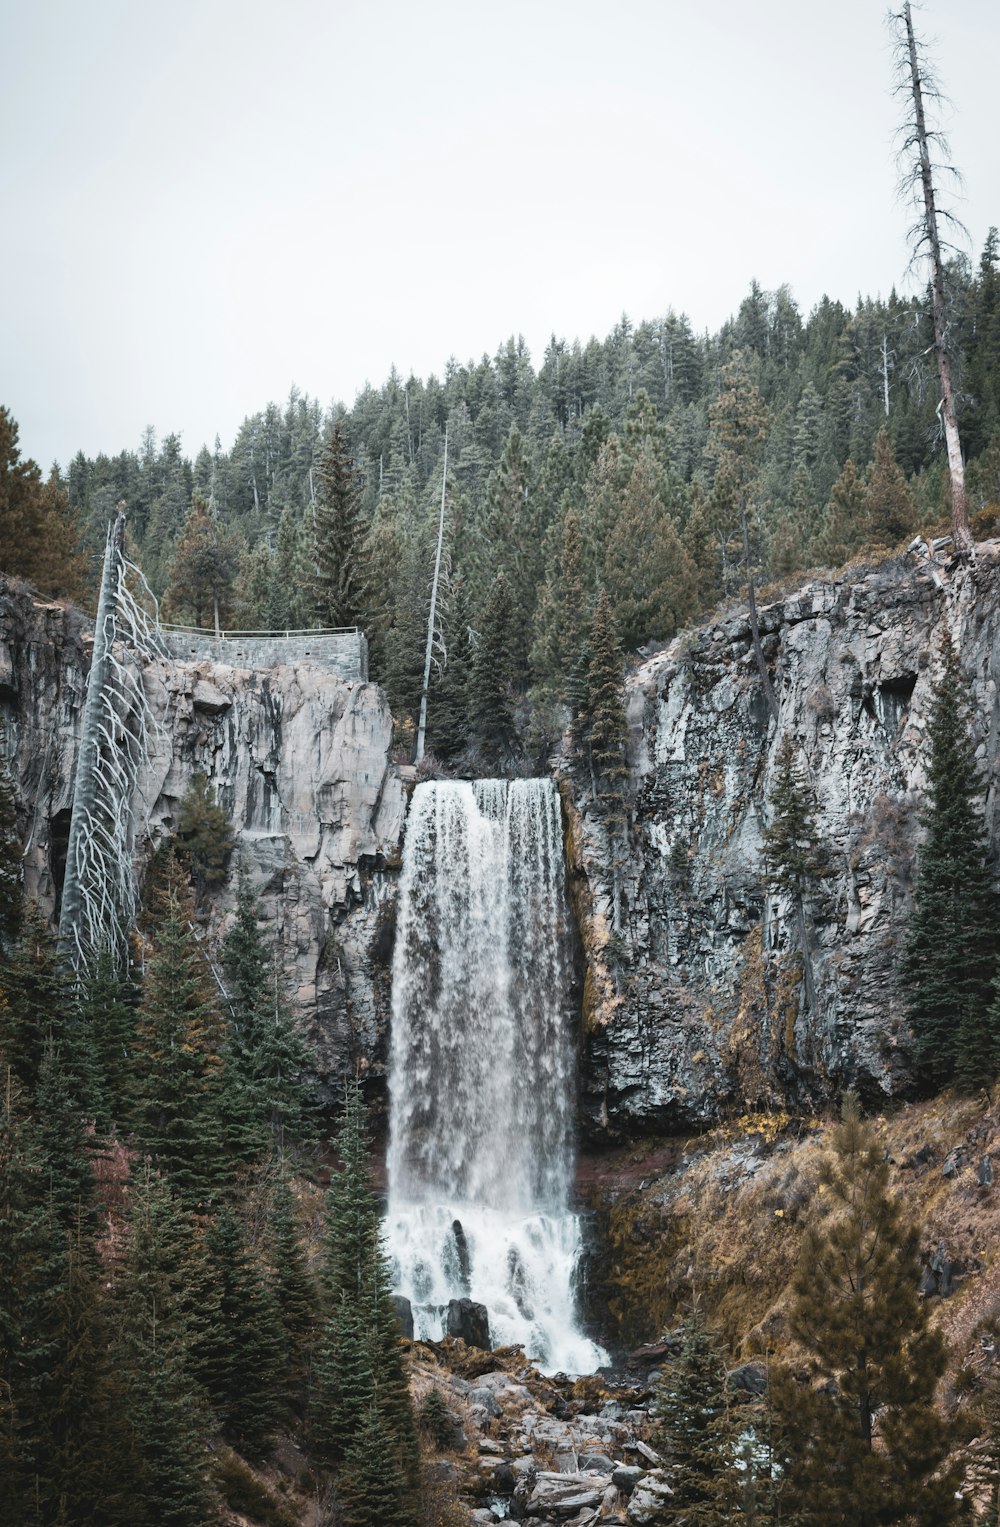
[159,624,369,681]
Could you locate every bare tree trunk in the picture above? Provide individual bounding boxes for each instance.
[880,334,892,417]
[415,427,448,765]
[899,1,973,557]
[60,516,124,960]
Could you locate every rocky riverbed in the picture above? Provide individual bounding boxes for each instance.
[407,1338,679,1526]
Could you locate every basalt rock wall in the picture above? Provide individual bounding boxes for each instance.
[0,578,405,1099]
[566,546,1000,1142]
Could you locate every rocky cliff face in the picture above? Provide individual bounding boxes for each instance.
[567,545,1000,1142]
[0,578,405,1098]
[6,545,1000,1137]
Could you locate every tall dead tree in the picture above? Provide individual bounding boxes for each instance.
[890,2,973,557]
[59,512,165,976]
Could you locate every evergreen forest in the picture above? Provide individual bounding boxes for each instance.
[4,241,1000,772]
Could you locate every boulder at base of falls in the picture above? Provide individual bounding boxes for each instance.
[447,1297,491,1350]
[626,1471,674,1523]
[391,1294,414,1339]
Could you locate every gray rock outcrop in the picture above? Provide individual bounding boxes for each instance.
[566,547,1000,1138]
[0,580,404,1097]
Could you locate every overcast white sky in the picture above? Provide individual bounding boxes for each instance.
[2,0,998,471]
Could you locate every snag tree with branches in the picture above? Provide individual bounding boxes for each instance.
[890,1,973,557]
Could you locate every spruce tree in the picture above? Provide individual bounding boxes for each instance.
[312,1081,419,1494]
[585,590,628,801]
[428,570,474,759]
[0,407,86,600]
[469,569,518,765]
[201,1205,285,1456]
[129,852,230,1205]
[775,1096,962,1526]
[163,492,241,633]
[0,1071,74,1525]
[899,634,997,1086]
[268,505,313,629]
[268,1172,319,1425]
[863,429,917,548]
[602,450,695,650]
[651,1312,738,1524]
[221,869,316,1154]
[314,420,367,629]
[482,424,542,682]
[78,951,139,1132]
[0,900,78,1095]
[338,1402,416,1527]
[585,591,629,932]
[419,1387,456,1449]
[111,1164,215,1527]
[707,352,777,720]
[814,456,867,566]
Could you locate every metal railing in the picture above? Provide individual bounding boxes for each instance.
[158,622,360,639]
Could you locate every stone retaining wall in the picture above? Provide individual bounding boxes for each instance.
[160,629,368,680]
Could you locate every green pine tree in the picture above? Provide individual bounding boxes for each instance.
[814,457,868,566]
[221,869,316,1154]
[111,1163,216,1527]
[899,634,997,1086]
[774,1096,963,1526]
[78,951,139,1133]
[585,590,629,933]
[163,493,241,633]
[313,420,368,629]
[428,569,474,760]
[201,1205,285,1456]
[419,1387,456,1449]
[129,852,230,1206]
[602,449,695,651]
[268,1172,319,1426]
[863,429,917,548]
[338,1401,417,1527]
[312,1081,419,1495]
[469,570,518,765]
[651,1311,738,1525]
[0,901,78,1096]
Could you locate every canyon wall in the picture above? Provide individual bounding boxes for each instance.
[4,544,1000,1134]
[566,545,1000,1141]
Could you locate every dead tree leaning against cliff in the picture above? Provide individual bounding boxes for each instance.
[890,1,973,559]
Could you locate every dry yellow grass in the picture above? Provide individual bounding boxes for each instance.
[593,1090,1000,1400]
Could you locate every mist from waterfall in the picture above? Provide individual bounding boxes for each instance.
[384,778,607,1375]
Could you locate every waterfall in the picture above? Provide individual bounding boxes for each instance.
[384,778,607,1375]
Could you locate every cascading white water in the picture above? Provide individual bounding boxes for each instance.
[384,778,607,1375]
